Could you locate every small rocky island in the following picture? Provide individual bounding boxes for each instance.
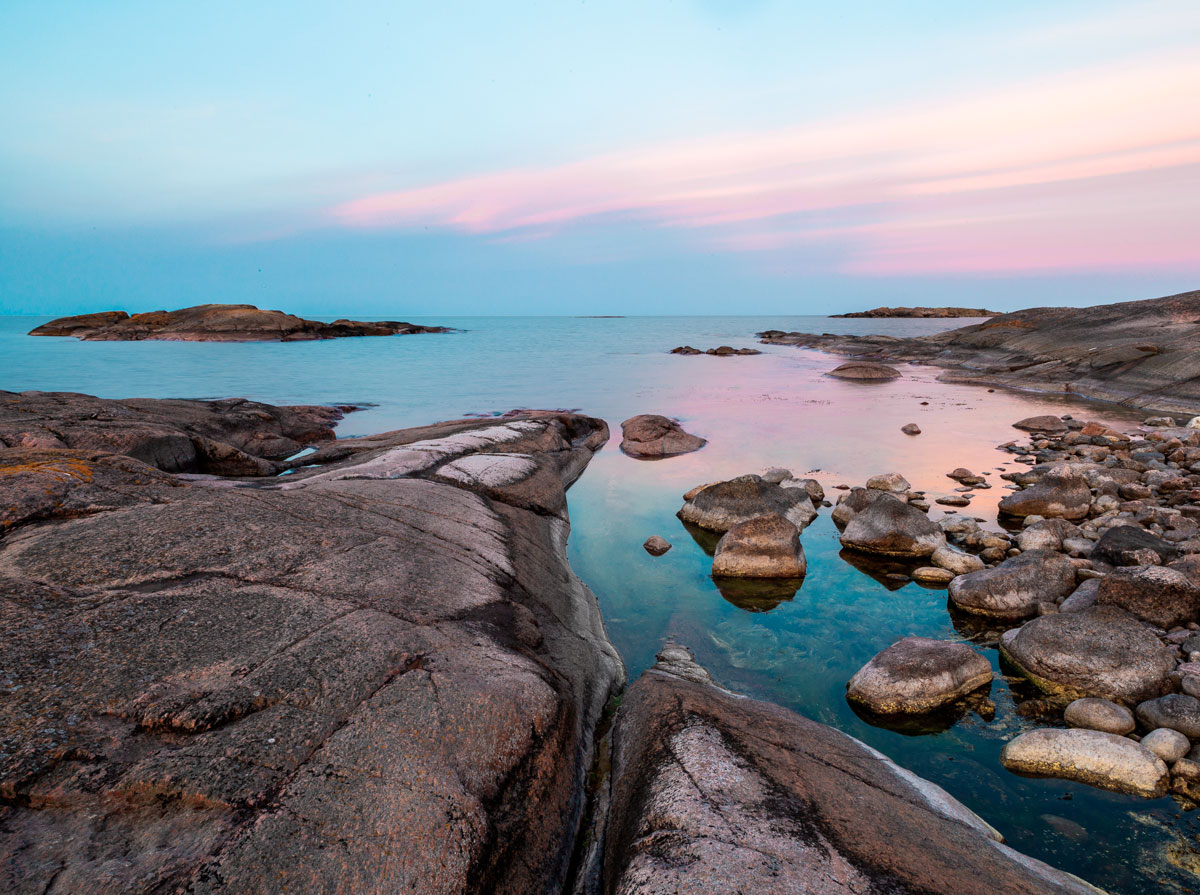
[831,306,999,318]
[28,303,452,342]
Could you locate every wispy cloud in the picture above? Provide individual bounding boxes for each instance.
[329,48,1200,275]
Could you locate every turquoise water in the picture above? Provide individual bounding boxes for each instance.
[3,314,1197,892]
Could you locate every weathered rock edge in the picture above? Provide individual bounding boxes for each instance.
[0,409,622,894]
[760,288,1200,415]
[590,645,1099,895]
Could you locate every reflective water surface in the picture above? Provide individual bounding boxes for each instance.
[4,314,1197,892]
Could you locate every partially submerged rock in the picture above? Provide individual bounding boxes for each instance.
[846,637,992,714]
[711,513,806,579]
[642,535,671,556]
[1001,728,1168,798]
[948,550,1077,619]
[678,474,817,533]
[601,645,1097,894]
[999,608,1174,703]
[827,361,901,381]
[998,466,1092,520]
[839,493,945,558]
[619,414,705,459]
[1013,415,1069,435]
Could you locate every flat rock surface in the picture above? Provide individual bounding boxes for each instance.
[759,288,1200,414]
[0,409,623,895]
[601,646,1098,894]
[29,303,451,342]
[1001,728,1168,798]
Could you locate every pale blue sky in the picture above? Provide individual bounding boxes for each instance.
[2,0,1198,314]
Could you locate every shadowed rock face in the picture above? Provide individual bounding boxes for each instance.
[599,646,1097,895]
[0,390,347,476]
[0,410,623,895]
[29,303,452,341]
[760,288,1200,414]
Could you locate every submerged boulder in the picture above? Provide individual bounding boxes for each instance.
[1001,728,1168,798]
[839,494,945,558]
[846,637,992,714]
[619,414,706,459]
[1095,565,1200,629]
[948,550,1077,619]
[678,474,817,533]
[998,466,1092,520]
[711,513,806,579]
[999,608,1174,703]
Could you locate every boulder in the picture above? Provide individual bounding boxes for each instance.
[711,514,806,579]
[643,535,671,556]
[931,544,985,576]
[1063,698,1135,735]
[998,466,1092,520]
[831,486,888,527]
[601,645,1099,895]
[1013,415,1069,435]
[1091,525,1178,566]
[947,467,985,484]
[1000,729,1168,798]
[678,474,817,533]
[839,494,946,558]
[827,361,901,381]
[1059,579,1101,613]
[948,550,1077,619]
[1136,694,1200,739]
[1142,728,1190,763]
[999,608,1174,703]
[901,423,922,435]
[1016,519,1081,553]
[912,566,955,584]
[1095,565,1200,628]
[846,637,992,714]
[619,414,706,459]
[783,476,825,505]
[867,471,911,492]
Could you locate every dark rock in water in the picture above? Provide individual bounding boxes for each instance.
[827,361,901,381]
[1136,694,1200,739]
[601,644,1097,894]
[0,408,622,894]
[678,474,817,533]
[669,345,702,355]
[901,422,922,435]
[831,306,999,318]
[642,535,672,556]
[998,465,1091,520]
[669,345,760,356]
[999,607,1174,703]
[711,513,806,578]
[948,550,1077,619]
[1096,564,1200,628]
[29,303,452,341]
[0,390,346,475]
[846,637,992,714]
[1013,415,1069,434]
[619,414,706,459]
[1091,525,1178,566]
[839,493,945,557]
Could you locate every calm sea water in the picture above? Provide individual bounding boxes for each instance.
[3,314,1196,893]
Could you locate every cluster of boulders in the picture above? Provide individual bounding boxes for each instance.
[846,410,1200,801]
[669,345,761,356]
[677,469,824,587]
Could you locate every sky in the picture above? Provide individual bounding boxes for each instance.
[1,0,1198,316]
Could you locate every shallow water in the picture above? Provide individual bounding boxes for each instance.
[3,314,1198,893]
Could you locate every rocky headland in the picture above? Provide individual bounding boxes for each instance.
[0,391,1109,893]
[831,306,999,318]
[761,288,1200,414]
[28,303,452,342]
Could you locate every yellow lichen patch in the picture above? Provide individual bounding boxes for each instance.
[0,457,96,482]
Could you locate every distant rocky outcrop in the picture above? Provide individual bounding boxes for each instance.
[669,345,761,356]
[831,306,999,318]
[29,303,452,342]
[761,288,1200,414]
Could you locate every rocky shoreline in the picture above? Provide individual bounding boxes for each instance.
[831,306,999,318]
[0,391,1104,893]
[28,303,452,342]
[762,288,1200,415]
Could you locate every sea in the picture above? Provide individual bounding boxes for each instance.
[3,313,1195,893]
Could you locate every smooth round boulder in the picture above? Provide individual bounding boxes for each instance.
[827,361,901,381]
[1064,698,1135,735]
[678,474,817,533]
[999,607,1174,703]
[948,550,1077,619]
[761,467,792,484]
[998,466,1092,520]
[1013,415,1069,435]
[866,472,911,493]
[1092,525,1178,566]
[1096,565,1200,629]
[643,535,672,556]
[620,414,706,459]
[901,423,921,436]
[1000,728,1168,798]
[839,494,945,558]
[846,637,992,714]
[1136,694,1200,739]
[930,544,985,576]
[711,514,806,579]
[1142,728,1190,763]
[912,566,954,584]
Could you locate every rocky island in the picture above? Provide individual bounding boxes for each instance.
[28,303,452,341]
[0,390,1100,893]
[762,288,1200,415]
[831,306,1000,318]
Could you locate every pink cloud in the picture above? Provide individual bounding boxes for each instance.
[329,51,1200,274]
